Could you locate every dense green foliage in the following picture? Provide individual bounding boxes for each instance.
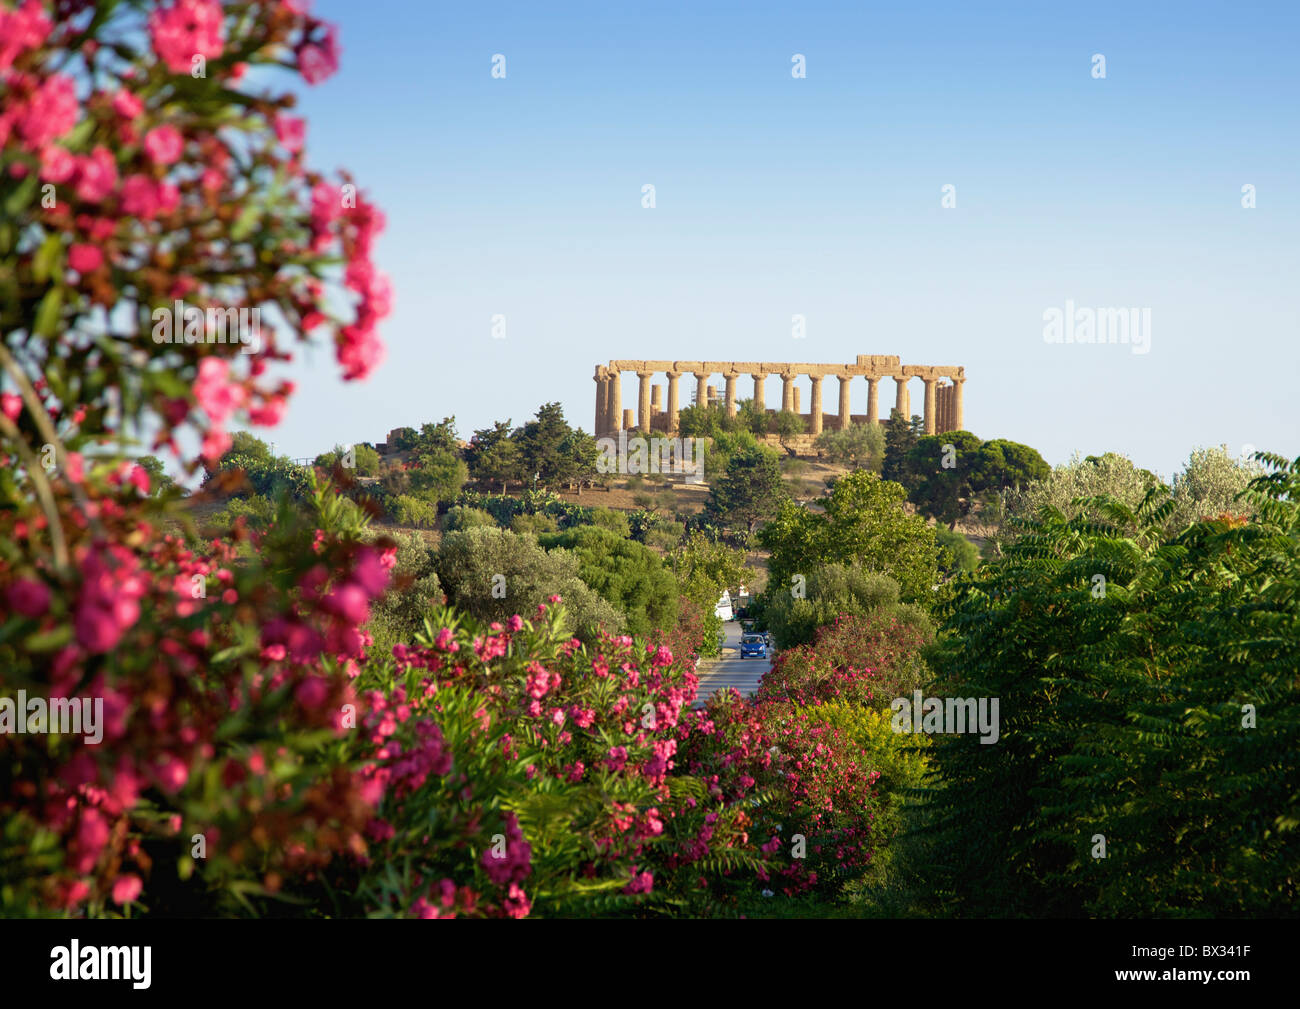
[434,527,624,642]
[925,455,1300,917]
[514,402,598,490]
[538,526,680,638]
[764,564,936,650]
[935,527,980,574]
[815,421,885,469]
[704,443,788,535]
[758,470,941,604]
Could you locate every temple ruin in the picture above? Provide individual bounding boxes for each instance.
[593,355,965,437]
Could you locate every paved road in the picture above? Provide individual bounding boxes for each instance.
[694,620,773,704]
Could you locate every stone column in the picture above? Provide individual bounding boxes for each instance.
[637,371,653,433]
[666,371,681,434]
[693,372,709,409]
[607,369,622,433]
[781,373,795,413]
[923,379,937,435]
[594,369,607,435]
[723,372,739,417]
[651,384,663,415]
[752,373,767,412]
[866,377,880,426]
[793,386,801,415]
[622,408,634,431]
[894,375,910,420]
[809,375,824,435]
[953,377,965,431]
[837,374,852,430]
[937,385,947,433]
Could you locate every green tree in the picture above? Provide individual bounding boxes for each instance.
[409,448,469,504]
[814,421,885,469]
[676,403,721,438]
[1168,445,1263,528]
[905,431,984,528]
[773,409,806,446]
[703,444,788,535]
[366,531,445,655]
[969,438,1049,494]
[881,409,918,488]
[737,398,772,436]
[538,526,681,638]
[215,431,275,471]
[435,527,624,643]
[758,469,940,603]
[927,457,1300,917]
[514,402,596,490]
[667,529,750,655]
[314,443,380,476]
[414,417,460,456]
[465,420,522,493]
[1004,452,1164,529]
[587,506,631,536]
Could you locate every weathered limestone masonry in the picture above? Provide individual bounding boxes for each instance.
[593,356,965,438]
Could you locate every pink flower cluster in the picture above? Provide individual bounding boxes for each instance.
[148,0,226,74]
[479,810,532,888]
[75,544,146,653]
[0,0,51,73]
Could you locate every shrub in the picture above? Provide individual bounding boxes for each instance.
[442,505,498,532]
[934,527,980,574]
[391,494,440,528]
[0,0,397,917]
[765,564,936,653]
[588,507,631,536]
[758,471,941,606]
[510,512,559,536]
[435,528,624,643]
[537,526,680,639]
[366,531,444,655]
[758,610,933,709]
[815,422,885,468]
[681,695,887,899]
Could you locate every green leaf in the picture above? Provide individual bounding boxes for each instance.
[24,624,73,652]
[229,201,261,242]
[33,234,62,284]
[4,173,38,217]
[33,287,63,336]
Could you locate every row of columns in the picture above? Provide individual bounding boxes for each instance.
[595,366,964,438]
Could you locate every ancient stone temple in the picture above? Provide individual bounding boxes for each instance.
[592,355,965,437]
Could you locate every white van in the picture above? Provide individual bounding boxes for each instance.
[714,590,734,621]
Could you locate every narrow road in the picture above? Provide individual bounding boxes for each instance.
[693,620,773,705]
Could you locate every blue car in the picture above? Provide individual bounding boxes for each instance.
[739,634,768,659]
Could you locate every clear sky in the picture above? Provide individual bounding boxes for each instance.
[263,0,1299,479]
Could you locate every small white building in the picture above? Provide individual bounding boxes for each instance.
[715,589,734,621]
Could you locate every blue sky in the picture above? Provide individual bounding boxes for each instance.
[263,0,1299,478]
